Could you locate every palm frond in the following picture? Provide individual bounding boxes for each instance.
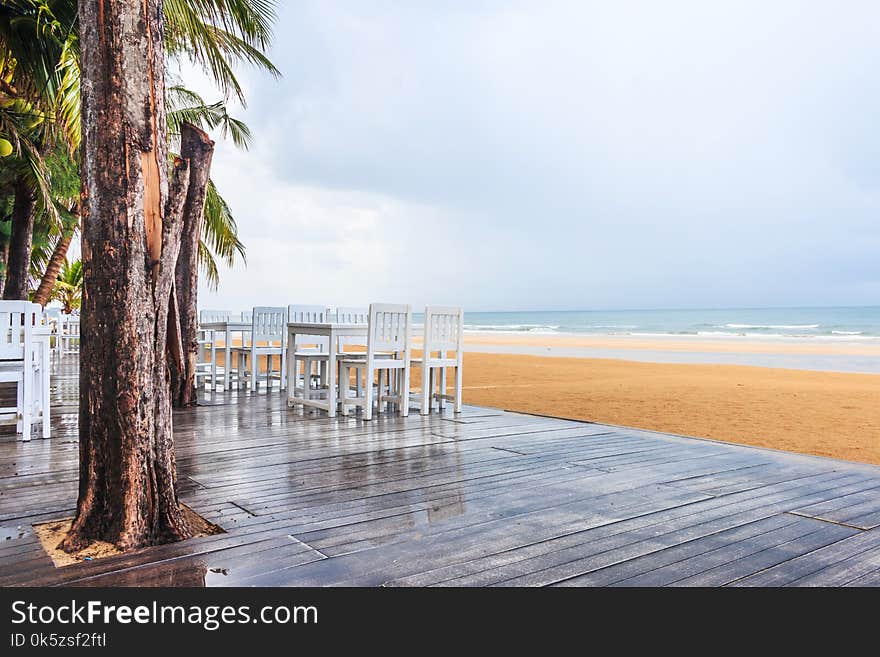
[164,0,280,105]
[198,240,220,289]
[203,178,246,267]
[167,92,252,150]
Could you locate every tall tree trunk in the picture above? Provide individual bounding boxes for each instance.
[3,178,36,300]
[32,213,77,307]
[0,230,10,297]
[172,123,215,407]
[61,0,193,552]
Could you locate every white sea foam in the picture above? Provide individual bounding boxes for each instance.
[723,323,820,330]
[464,324,560,333]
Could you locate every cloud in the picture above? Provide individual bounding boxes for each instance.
[190,1,880,311]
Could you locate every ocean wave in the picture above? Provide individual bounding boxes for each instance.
[723,323,820,330]
[463,324,559,332]
[831,330,864,335]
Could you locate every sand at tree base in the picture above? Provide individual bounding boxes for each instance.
[428,353,880,466]
[34,504,224,567]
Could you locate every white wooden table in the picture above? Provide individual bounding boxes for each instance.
[199,320,252,390]
[286,322,367,418]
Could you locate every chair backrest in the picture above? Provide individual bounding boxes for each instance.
[336,307,369,352]
[63,312,80,326]
[288,305,330,350]
[423,306,464,362]
[336,307,368,325]
[288,305,330,324]
[200,309,234,324]
[0,300,39,361]
[367,303,411,359]
[251,306,286,345]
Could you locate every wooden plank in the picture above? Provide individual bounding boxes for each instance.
[3,358,880,588]
[730,528,880,586]
[394,471,871,587]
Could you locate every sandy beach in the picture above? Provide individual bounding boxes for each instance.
[451,333,880,466]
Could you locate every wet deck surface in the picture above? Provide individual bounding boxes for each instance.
[1,358,880,587]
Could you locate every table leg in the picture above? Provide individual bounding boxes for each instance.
[42,338,50,438]
[210,331,217,391]
[327,331,337,418]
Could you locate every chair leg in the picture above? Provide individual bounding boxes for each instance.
[267,355,274,389]
[21,375,31,442]
[364,366,374,420]
[280,349,287,391]
[420,363,430,415]
[42,364,50,438]
[454,364,463,413]
[210,340,217,391]
[376,369,390,413]
[340,363,350,416]
[401,365,411,417]
[250,351,258,391]
[439,368,447,411]
[15,378,23,433]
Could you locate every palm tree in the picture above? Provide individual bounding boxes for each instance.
[166,85,249,286]
[0,1,79,298]
[48,256,80,313]
[2,0,278,299]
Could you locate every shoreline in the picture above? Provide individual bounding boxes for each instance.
[460,331,880,374]
[462,331,880,354]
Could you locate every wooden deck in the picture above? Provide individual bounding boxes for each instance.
[1,359,880,587]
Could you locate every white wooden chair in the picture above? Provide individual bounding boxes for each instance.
[0,301,50,440]
[287,304,331,398]
[412,306,464,414]
[339,303,412,420]
[198,309,234,390]
[330,306,377,398]
[58,313,80,359]
[230,307,286,391]
[43,308,62,358]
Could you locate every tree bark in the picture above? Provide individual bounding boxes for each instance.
[171,123,215,407]
[61,0,193,552]
[32,215,77,307]
[3,177,36,300]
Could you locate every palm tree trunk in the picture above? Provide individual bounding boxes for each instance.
[0,235,10,297]
[3,177,36,300]
[32,215,77,307]
[172,123,215,407]
[61,0,193,553]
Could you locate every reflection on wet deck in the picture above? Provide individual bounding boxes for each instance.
[2,358,880,587]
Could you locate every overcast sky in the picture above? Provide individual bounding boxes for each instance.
[186,1,880,312]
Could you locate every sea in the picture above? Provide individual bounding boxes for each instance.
[447,306,880,373]
[455,306,880,341]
